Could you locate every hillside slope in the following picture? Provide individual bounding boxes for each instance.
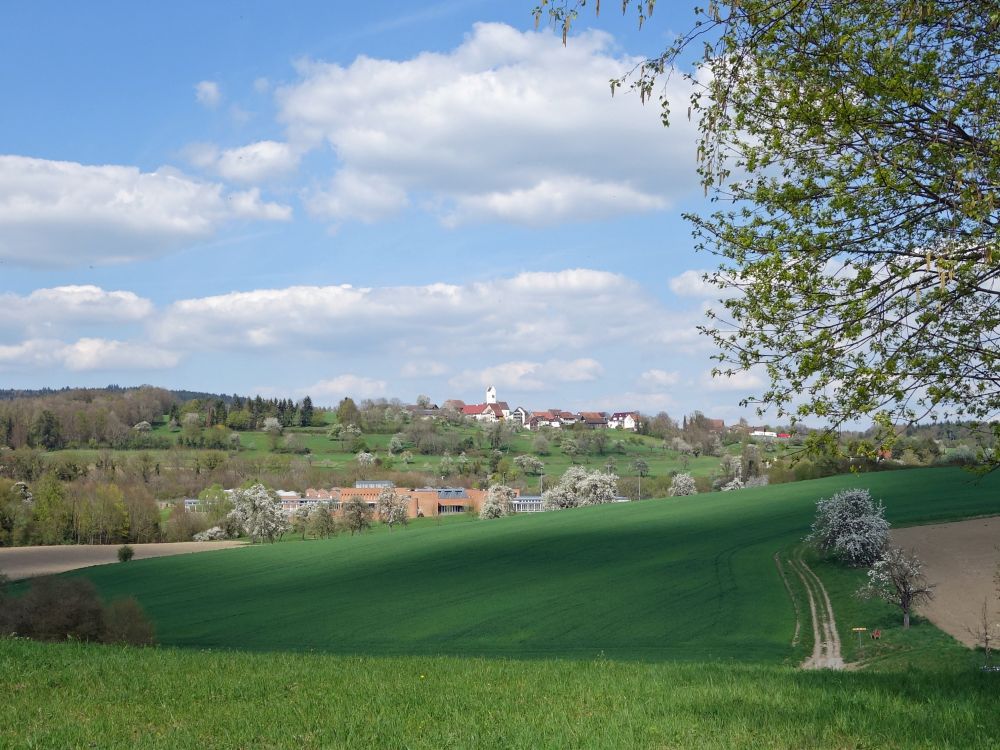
[72,468,1000,662]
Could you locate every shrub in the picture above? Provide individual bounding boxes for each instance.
[668,473,698,497]
[9,577,105,642]
[806,488,889,566]
[480,484,515,519]
[117,545,135,563]
[102,597,156,645]
[192,526,229,542]
[0,577,157,646]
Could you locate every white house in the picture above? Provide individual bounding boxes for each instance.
[607,412,640,431]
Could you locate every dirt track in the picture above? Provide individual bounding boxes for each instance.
[789,551,844,669]
[0,541,245,581]
[892,516,1000,647]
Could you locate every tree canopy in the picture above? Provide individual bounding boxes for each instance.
[538,1,1000,450]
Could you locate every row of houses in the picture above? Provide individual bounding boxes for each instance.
[439,386,644,431]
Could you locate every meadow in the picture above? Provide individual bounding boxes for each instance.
[52,468,1000,661]
[4,467,1000,748]
[3,638,999,749]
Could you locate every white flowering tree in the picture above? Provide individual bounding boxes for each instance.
[356,451,376,468]
[228,483,288,544]
[858,546,935,629]
[806,488,889,566]
[514,455,544,476]
[480,484,516,519]
[668,473,698,497]
[543,466,619,510]
[376,487,409,530]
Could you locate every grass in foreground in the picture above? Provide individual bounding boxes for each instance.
[3,638,999,750]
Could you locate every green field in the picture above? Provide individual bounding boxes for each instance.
[4,467,1000,748]
[3,638,999,749]
[58,468,1000,661]
[47,419,768,486]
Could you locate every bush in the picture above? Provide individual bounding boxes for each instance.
[193,526,229,542]
[668,473,698,497]
[806,488,889,566]
[0,576,156,646]
[102,597,156,645]
[117,545,135,563]
[7,577,105,642]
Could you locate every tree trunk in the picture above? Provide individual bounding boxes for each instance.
[903,610,910,629]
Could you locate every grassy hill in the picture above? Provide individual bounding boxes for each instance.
[5,467,1000,748]
[67,467,1000,662]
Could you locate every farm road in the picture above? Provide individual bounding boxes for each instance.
[0,541,244,581]
[788,552,844,670]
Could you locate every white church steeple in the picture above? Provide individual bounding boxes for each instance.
[486,385,497,404]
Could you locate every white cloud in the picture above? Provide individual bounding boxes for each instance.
[0,337,178,372]
[639,369,680,387]
[151,269,680,356]
[60,339,180,371]
[669,270,716,297]
[188,140,300,183]
[195,80,221,108]
[306,169,408,223]
[0,286,152,335]
[702,369,766,392]
[445,177,667,227]
[401,361,448,378]
[277,22,700,226]
[449,358,604,392]
[0,156,291,267]
[304,374,387,400]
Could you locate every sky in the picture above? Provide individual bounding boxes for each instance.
[0,1,766,421]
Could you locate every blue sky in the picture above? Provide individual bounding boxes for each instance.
[0,1,764,421]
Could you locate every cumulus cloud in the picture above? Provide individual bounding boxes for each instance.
[277,22,699,226]
[187,140,301,183]
[195,80,221,108]
[151,269,680,356]
[304,374,387,401]
[702,369,766,392]
[639,369,680,388]
[0,337,179,372]
[401,361,448,378]
[0,155,291,267]
[449,358,604,392]
[0,286,152,336]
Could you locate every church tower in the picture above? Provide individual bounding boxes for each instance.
[485,385,497,404]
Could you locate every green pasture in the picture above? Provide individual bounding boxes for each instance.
[3,637,999,750]
[67,468,1000,662]
[44,421,777,486]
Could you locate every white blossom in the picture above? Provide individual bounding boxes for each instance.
[376,487,409,529]
[806,488,889,566]
[480,484,516,518]
[227,483,288,543]
[668,473,698,496]
[543,466,618,510]
[858,545,935,628]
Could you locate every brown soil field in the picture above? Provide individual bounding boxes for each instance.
[0,541,245,581]
[892,517,1000,647]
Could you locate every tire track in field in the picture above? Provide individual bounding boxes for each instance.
[773,552,801,647]
[788,552,844,670]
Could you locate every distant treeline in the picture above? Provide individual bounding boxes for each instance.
[0,387,320,451]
